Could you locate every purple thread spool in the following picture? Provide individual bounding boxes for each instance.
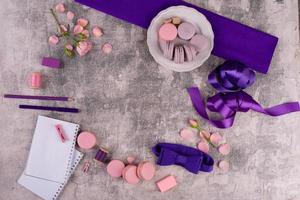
[94,148,109,164]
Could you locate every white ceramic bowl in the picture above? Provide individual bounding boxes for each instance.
[147,6,214,72]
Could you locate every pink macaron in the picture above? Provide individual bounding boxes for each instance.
[107,160,125,178]
[159,39,167,53]
[190,34,210,52]
[174,46,180,63]
[137,162,156,181]
[174,46,185,64]
[189,44,198,60]
[183,45,193,62]
[77,132,97,150]
[163,41,175,60]
[158,23,178,41]
[122,165,140,184]
[177,22,196,40]
[179,46,184,63]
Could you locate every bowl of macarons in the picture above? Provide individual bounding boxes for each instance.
[147,6,214,72]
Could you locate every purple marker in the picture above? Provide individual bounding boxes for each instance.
[41,57,61,68]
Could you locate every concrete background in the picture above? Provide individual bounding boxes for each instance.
[1,0,300,199]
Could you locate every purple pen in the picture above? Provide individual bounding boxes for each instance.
[19,105,79,113]
[4,94,73,101]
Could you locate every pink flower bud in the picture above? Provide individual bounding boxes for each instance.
[126,156,135,164]
[199,130,210,140]
[92,26,103,37]
[76,41,92,56]
[197,141,209,153]
[55,3,65,13]
[65,44,73,51]
[218,143,231,155]
[48,35,59,45]
[188,119,198,128]
[60,25,68,33]
[67,11,75,20]
[73,25,83,34]
[210,133,222,146]
[77,18,88,27]
[82,29,90,38]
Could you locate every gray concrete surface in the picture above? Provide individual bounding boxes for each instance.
[1,0,300,200]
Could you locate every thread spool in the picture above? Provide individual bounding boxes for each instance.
[94,148,109,164]
[28,72,42,89]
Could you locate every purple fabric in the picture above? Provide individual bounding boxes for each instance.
[152,143,214,173]
[74,0,278,73]
[187,87,300,129]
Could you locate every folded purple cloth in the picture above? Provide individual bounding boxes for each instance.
[74,0,278,73]
[152,143,214,173]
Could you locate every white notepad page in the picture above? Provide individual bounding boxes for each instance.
[25,116,79,183]
[19,150,83,200]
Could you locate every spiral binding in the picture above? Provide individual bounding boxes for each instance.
[53,124,82,200]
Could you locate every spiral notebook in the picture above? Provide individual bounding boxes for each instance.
[18,150,83,200]
[18,116,83,200]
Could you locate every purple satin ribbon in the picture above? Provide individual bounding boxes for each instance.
[208,61,256,92]
[188,61,300,129]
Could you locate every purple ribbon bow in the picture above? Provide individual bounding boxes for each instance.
[152,143,214,173]
[187,61,300,129]
[208,61,256,92]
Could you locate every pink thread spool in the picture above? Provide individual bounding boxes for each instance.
[28,72,42,89]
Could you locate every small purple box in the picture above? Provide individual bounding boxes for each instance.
[41,57,61,68]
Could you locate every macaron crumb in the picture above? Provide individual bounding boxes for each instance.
[172,17,181,25]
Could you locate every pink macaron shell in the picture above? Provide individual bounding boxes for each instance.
[136,162,143,179]
[139,162,155,181]
[158,23,178,41]
[107,160,125,178]
[77,132,97,150]
[183,45,193,62]
[122,165,140,184]
[190,34,210,52]
[177,22,196,40]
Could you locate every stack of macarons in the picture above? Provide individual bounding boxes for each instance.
[106,158,156,184]
[158,17,210,64]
